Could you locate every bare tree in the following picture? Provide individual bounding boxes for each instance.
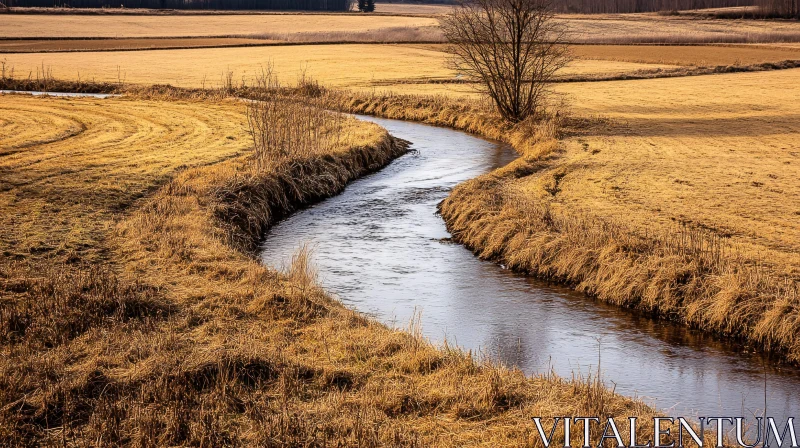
[441,0,570,122]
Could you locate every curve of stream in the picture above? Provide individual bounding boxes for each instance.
[261,116,799,421]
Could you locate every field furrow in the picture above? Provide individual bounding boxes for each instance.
[0,94,251,262]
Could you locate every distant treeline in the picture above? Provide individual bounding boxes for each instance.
[4,0,352,10]
[753,0,799,17]
[551,0,755,13]
[552,0,798,17]
[414,0,798,17]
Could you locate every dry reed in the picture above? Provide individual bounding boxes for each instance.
[246,66,346,168]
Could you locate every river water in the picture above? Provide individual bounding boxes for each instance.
[0,90,119,98]
[261,116,799,422]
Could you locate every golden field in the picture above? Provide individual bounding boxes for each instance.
[0,93,658,445]
[561,43,800,65]
[0,44,681,88]
[552,69,800,275]
[0,13,439,38]
[558,13,800,43]
[0,37,275,52]
[404,42,800,66]
[12,39,800,92]
[0,95,250,264]
[3,44,455,88]
[5,10,800,43]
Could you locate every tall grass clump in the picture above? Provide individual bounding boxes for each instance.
[246,67,345,168]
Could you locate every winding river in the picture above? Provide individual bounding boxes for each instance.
[258,116,800,422]
[8,89,794,425]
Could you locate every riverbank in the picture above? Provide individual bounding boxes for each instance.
[328,81,800,365]
[0,92,659,445]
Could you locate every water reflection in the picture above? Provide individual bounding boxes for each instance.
[0,90,118,99]
[260,115,799,422]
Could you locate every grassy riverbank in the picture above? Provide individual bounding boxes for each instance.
[312,75,800,364]
[0,93,660,445]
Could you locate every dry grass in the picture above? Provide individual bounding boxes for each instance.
[4,47,794,103]
[315,88,545,152]
[768,42,800,49]
[246,25,445,43]
[0,93,659,445]
[0,14,439,38]
[311,60,800,99]
[552,59,800,82]
[245,69,351,168]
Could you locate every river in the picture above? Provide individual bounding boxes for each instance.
[262,115,795,422]
[10,89,795,427]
